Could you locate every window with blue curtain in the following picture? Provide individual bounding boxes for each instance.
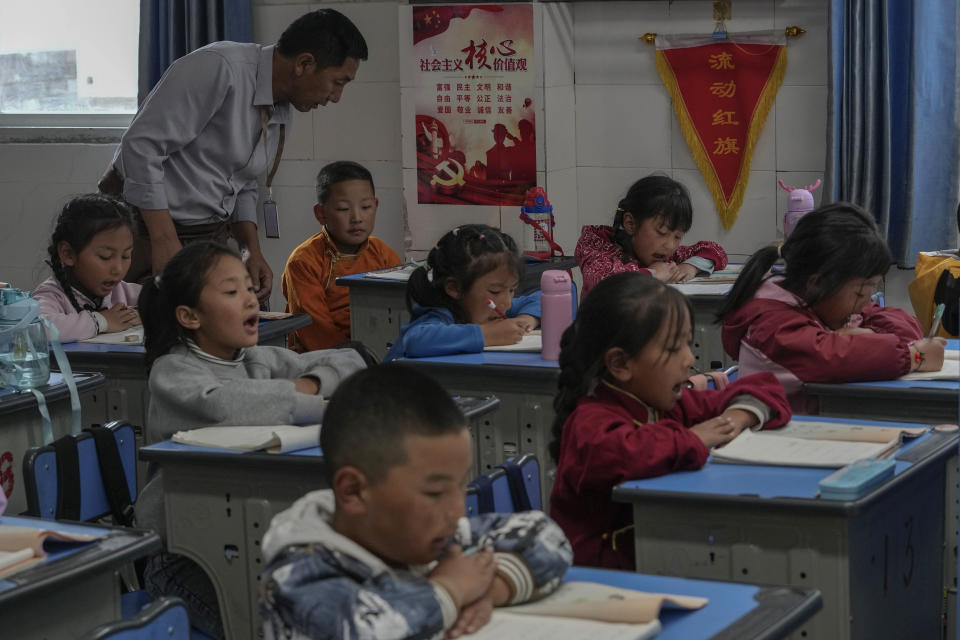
[826,0,960,266]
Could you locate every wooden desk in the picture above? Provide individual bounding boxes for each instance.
[0,515,160,639]
[0,372,106,514]
[566,566,821,640]
[612,416,957,639]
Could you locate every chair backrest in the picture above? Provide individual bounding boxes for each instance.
[468,467,515,514]
[23,420,137,521]
[498,454,542,511]
[465,485,480,517]
[82,596,191,640]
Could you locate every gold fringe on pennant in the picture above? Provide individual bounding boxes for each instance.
[655,45,787,230]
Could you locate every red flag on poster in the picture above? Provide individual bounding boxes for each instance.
[413,5,503,45]
[656,32,786,229]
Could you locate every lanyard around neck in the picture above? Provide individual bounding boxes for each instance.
[259,106,285,191]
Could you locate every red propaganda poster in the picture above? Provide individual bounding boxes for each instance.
[413,4,535,205]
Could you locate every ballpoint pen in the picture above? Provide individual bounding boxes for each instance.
[927,303,945,339]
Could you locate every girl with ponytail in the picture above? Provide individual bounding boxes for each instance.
[719,202,943,412]
[574,174,727,297]
[549,272,790,570]
[384,224,540,360]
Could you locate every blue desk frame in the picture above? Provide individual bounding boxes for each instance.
[566,567,821,640]
[0,515,160,638]
[0,371,106,515]
[612,416,958,640]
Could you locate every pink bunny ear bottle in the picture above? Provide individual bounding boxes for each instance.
[779,178,821,237]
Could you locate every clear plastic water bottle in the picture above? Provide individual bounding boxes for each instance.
[0,291,51,391]
[540,270,573,362]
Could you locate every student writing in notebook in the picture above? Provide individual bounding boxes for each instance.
[384,224,540,360]
[719,203,944,413]
[135,241,366,638]
[33,194,142,341]
[575,174,727,298]
[549,273,791,570]
[259,364,572,639]
[281,160,401,351]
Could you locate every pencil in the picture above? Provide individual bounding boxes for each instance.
[928,303,945,339]
[486,298,508,320]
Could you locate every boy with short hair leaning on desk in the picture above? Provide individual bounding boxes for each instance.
[259,364,573,639]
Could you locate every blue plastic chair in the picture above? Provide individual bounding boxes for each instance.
[498,454,542,511]
[468,468,515,514]
[22,420,137,520]
[82,596,190,640]
[465,485,480,517]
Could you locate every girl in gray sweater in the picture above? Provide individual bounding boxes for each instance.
[136,241,366,637]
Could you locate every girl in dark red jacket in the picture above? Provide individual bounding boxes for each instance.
[549,273,791,570]
[719,203,945,413]
[575,174,727,298]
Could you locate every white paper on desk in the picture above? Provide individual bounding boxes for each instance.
[362,264,418,281]
[80,325,144,345]
[944,350,959,361]
[461,612,660,640]
[710,427,897,468]
[504,581,707,623]
[171,424,320,453]
[0,525,102,579]
[900,358,960,381]
[668,282,733,295]
[484,332,542,352]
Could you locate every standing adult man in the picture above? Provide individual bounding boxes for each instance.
[102,9,367,303]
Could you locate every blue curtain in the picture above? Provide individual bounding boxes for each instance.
[138,0,253,104]
[825,0,960,266]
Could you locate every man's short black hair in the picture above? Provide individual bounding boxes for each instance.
[321,364,466,485]
[277,9,368,69]
[316,160,375,205]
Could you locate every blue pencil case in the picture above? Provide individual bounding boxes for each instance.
[818,458,896,501]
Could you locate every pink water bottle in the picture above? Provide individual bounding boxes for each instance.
[540,270,573,361]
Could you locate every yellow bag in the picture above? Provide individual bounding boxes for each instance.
[908,251,960,338]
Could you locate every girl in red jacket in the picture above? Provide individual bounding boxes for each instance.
[549,273,791,570]
[574,174,727,297]
[719,203,945,413]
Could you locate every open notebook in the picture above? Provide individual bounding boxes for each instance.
[171,424,321,453]
[711,420,926,468]
[484,331,542,353]
[900,352,959,381]
[0,525,102,579]
[363,264,419,281]
[463,581,707,640]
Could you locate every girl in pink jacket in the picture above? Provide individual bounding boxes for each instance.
[719,203,944,412]
[33,194,142,342]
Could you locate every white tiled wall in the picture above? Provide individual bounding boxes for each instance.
[572,0,829,261]
[0,0,842,310]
